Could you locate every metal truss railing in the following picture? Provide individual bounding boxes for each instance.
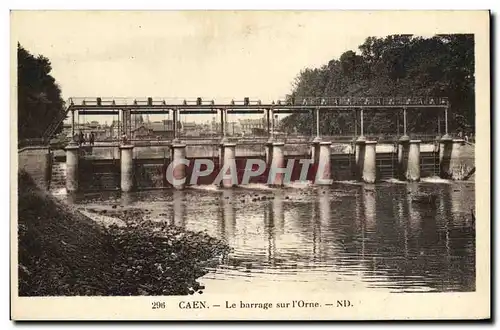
[67,96,449,109]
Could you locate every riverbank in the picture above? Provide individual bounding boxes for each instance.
[17,171,230,296]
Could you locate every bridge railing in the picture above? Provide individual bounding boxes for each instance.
[68,96,449,107]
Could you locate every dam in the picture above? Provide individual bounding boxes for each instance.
[18,96,475,193]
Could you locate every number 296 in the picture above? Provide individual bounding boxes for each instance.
[152,301,166,309]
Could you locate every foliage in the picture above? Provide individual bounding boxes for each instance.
[280,34,475,137]
[18,43,65,140]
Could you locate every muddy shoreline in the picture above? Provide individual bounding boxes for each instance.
[18,171,230,296]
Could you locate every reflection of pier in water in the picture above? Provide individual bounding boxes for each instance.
[356,184,475,291]
[172,190,186,228]
[192,183,475,292]
[220,189,236,242]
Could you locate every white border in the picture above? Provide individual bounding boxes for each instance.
[3,2,498,329]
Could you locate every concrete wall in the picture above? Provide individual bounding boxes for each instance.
[75,142,438,161]
[18,147,52,190]
[186,145,219,158]
[133,146,171,159]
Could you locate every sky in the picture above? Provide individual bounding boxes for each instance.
[11,11,457,124]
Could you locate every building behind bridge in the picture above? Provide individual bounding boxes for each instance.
[239,117,267,136]
[131,120,177,139]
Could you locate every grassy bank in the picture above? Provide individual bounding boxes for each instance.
[17,171,230,296]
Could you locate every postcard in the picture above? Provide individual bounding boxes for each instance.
[11,10,490,320]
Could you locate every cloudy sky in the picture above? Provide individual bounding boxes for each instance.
[12,11,482,124]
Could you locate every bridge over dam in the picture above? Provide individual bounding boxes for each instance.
[18,96,475,193]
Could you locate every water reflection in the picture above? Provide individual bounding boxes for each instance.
[120,192,135,206]
[264,196,277,266]
[272,191,285,237]
[66,192,78,205]
[364,186,376,232]
[395,194,409,258]
[69,181,475,293]
[220,189,236,241]
[172,190,185,228]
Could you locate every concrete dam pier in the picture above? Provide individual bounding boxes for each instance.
[37,136,472,193]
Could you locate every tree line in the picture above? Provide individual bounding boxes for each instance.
[280,34,475,137]
[18,43,65,141]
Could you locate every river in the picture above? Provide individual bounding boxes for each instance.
[61,178,475,294]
